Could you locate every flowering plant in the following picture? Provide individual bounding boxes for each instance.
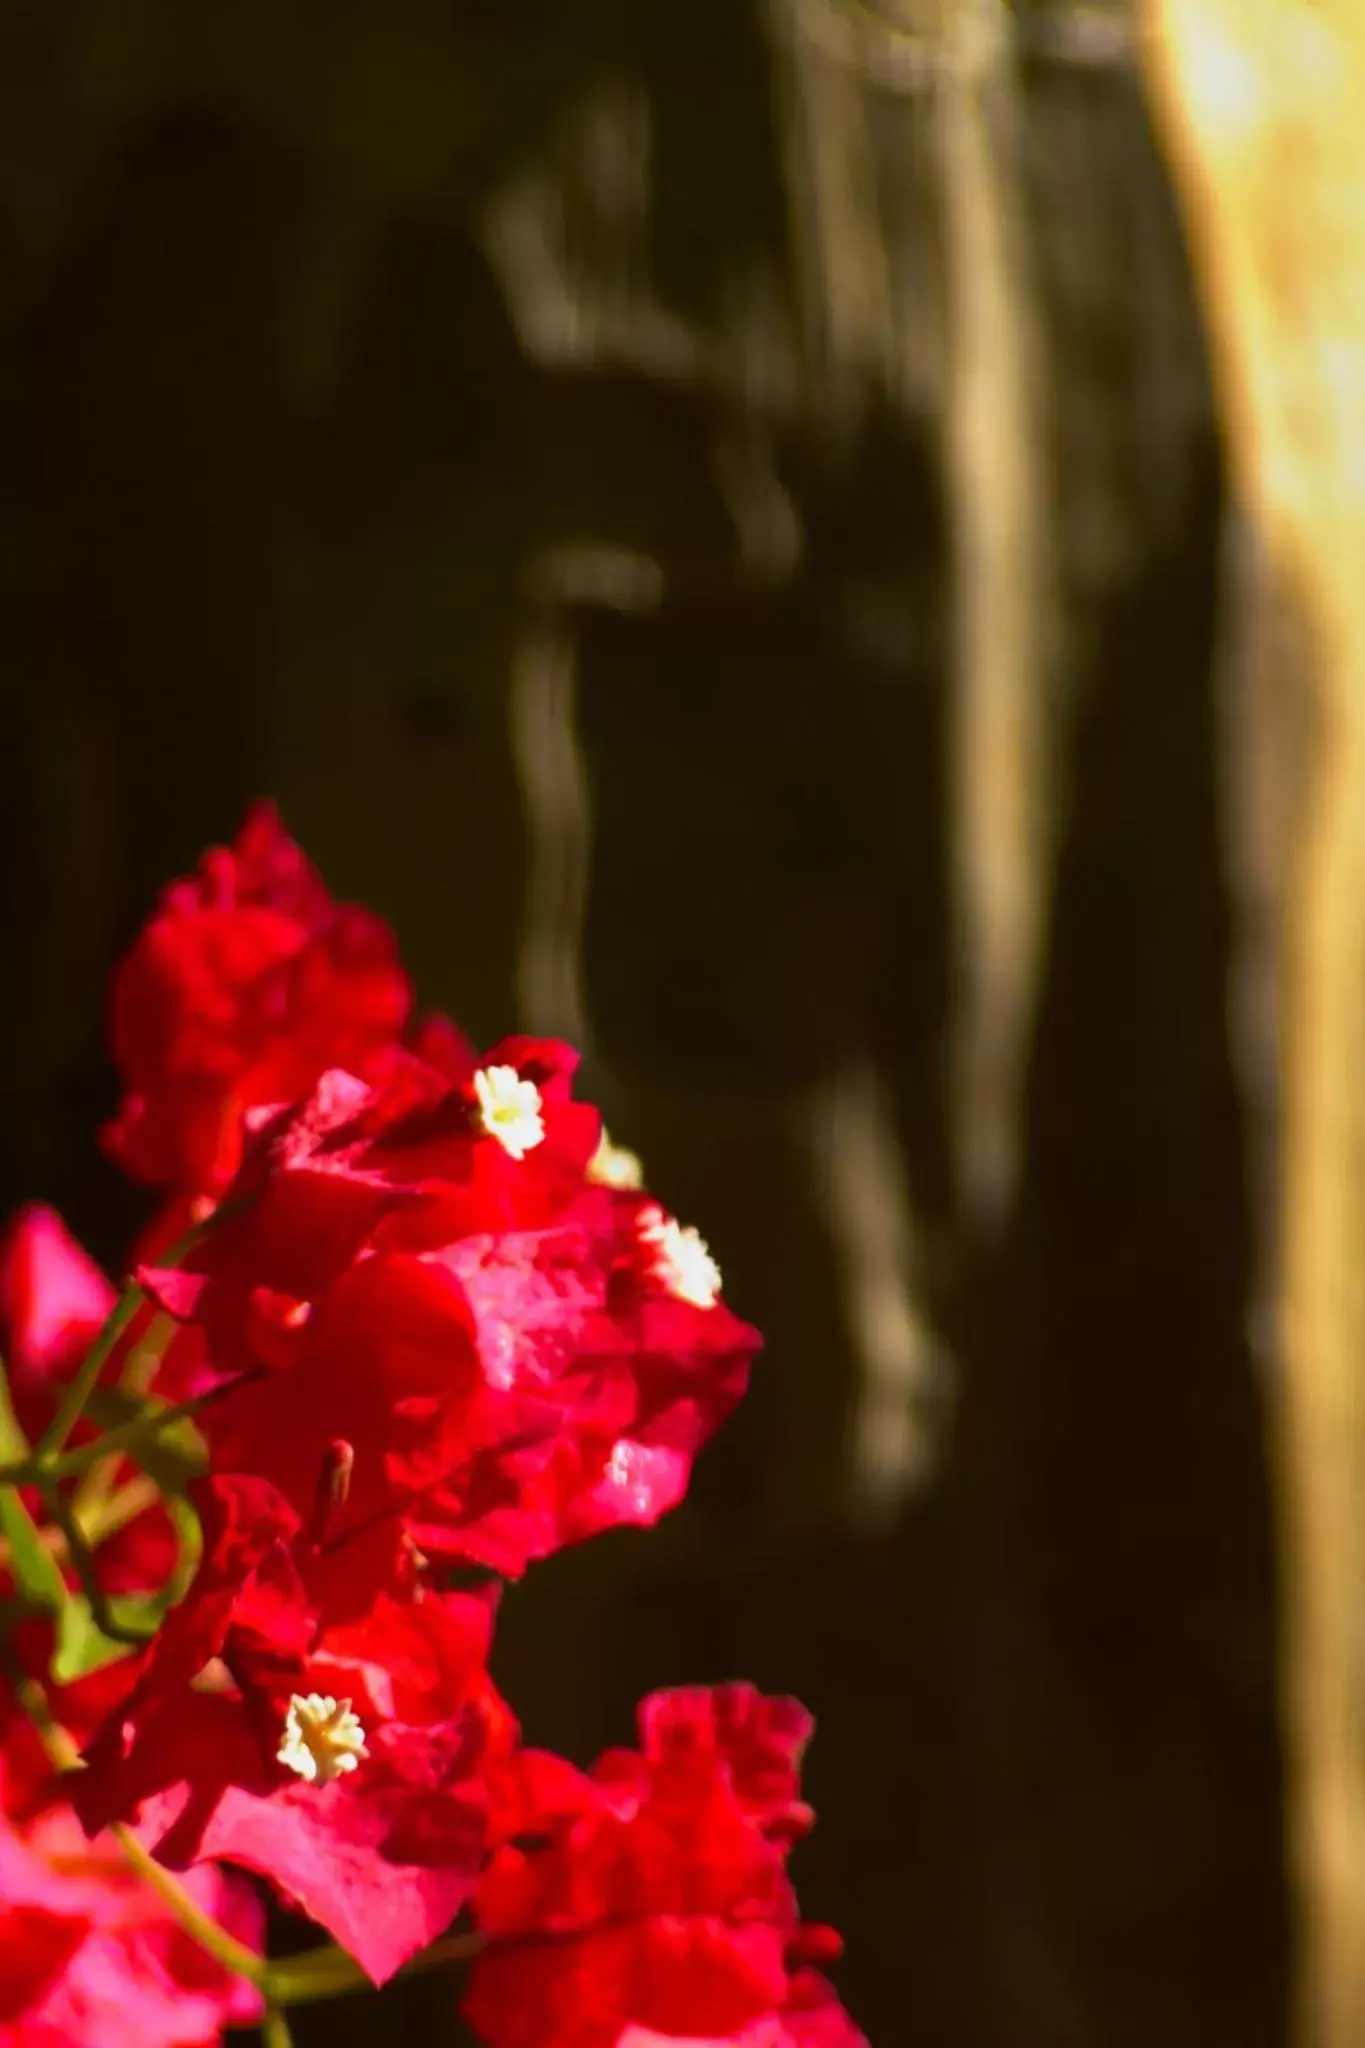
[0,807,866,2047]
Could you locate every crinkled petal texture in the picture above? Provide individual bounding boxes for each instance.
[103,803,413,1197]
[612,1975,867,2048]
[74,1477,500,1984]
[463,1686,865,2048]
[0,1758,262,2048]
[143,1048,759,1578]
[772,1975,874,2048]
[80,1697,488,1986]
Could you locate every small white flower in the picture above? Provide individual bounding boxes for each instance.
[640,1206,722,1309]
[277,1694,369,1787]
[588,1127,644,1190]
[472,1065,545,1159]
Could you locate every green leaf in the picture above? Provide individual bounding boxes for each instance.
[52,1592,147,1681]
[0,1486,67,1614]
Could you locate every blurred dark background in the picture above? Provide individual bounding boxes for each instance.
[0,2,1287,2042]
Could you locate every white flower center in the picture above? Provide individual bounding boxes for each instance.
[640,1207,722,1309]
[588,1127,644,1190]
[277,1694,369,1786]
[472,1065,545,1159]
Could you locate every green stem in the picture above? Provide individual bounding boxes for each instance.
[36,1208,212,1462]
[0,1385,232,1490]
[0,1357,29,1463]
[36,1280,150,1462]
[112,1824,269,1986]
[2,1653,83,1771]
[83,1471,164,1546]
[261,2006,295,2048]
[42,1389,216,1482]
[0,1473,162,1574]
[265,1928,484,2007]
[74,1310,177,1521]
[40,1486,155,1644]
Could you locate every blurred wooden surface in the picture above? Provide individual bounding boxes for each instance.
[1142,6,1365,2044]
[0,2,1287,2041]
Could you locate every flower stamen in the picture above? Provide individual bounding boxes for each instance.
[588,1127,644,1190]
[639,1206,722,1309]
[277,1694,369,1786]
[472,1065,545,1159]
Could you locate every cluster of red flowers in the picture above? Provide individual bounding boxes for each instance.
[0,807,865,2047]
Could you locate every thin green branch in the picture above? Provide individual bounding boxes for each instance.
[40,1486,155,1645]
[84,1471,164,1545]
[36,1207,213,1462]
[1,1652,82,1772]
[38,1389,217,1483]
[36,1280,151,1462]
[0,1473,160,1575]
[0,1356,29,1462]
[0,1383,238,1490]
[261,2005,295,2048]
[73,1310,177,1522]
[265,1928,484,2007]
[111,1822,268,1987]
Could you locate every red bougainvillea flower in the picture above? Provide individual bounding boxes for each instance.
[0,1205,116,1395]
[396,1194,757,1574]
[604,1975,865,2048]
[138,1043,759,1578]
[75,1475,505,1983]
[103,803,415,1198]
[0,1751,262,2047]
[463,1684,865,2048]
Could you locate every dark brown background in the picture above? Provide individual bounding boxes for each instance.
[0,3,1285,2042]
